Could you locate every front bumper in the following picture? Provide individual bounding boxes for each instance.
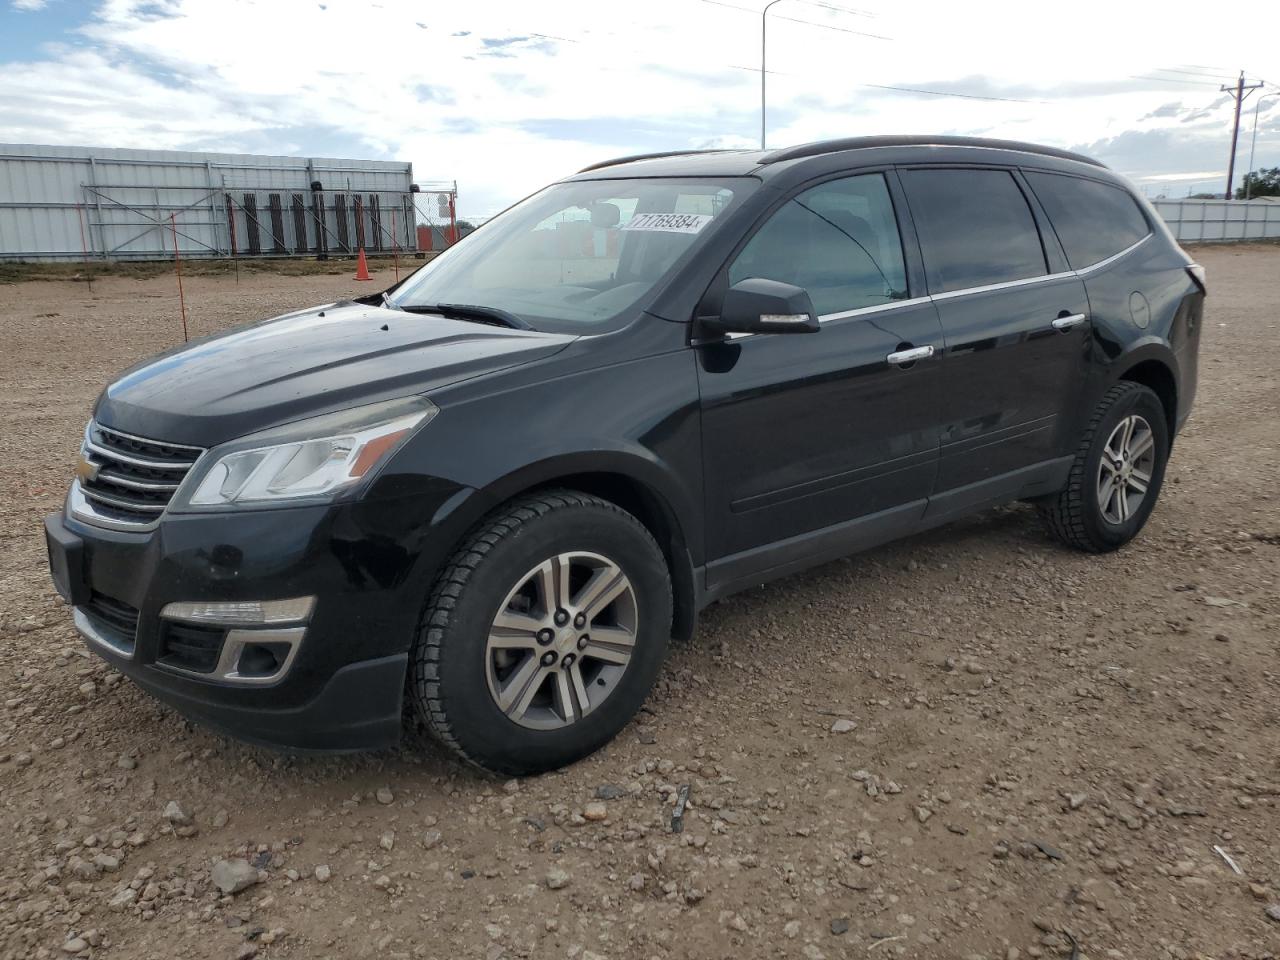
[44,484,475,752]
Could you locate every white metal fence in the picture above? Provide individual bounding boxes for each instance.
[0,144,421,261]
[1151,198,1280,243]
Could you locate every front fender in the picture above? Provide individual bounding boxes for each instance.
[478,448,700,545]
[370,345,704,620]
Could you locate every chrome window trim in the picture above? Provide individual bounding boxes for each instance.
[819,295,932,323]
[1072,232,1152,276]
[703,225,1150,344]
[719,294,933,340]
[929,269,1077,302]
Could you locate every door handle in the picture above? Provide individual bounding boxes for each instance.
[1052,313,1087,332]
[886,345,935,366]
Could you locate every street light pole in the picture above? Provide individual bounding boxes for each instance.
[1244,91,1278,201]
[761,0,787,150]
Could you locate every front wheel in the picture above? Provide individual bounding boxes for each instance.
[1038,382,1170,553]
[409,490,672,775]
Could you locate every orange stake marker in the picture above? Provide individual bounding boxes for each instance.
[170,213,189,343]
[391,208,400,282]
[76,202,93,295]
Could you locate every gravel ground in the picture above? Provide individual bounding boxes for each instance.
[1,248,1278,960]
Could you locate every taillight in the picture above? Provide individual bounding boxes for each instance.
[1186,263,1206,296]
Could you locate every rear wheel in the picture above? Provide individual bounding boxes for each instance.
[409,490,671,775]
[1038,382,1169,552]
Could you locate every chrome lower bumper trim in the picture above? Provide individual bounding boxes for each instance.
[73,606,135,659]
[210,626,307,686]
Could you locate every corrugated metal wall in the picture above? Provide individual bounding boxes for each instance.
[1151,197,1280,242]
[0,144,417,261]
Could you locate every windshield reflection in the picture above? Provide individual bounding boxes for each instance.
[390,178,752,333]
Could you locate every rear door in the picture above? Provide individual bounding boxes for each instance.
[696,171,944,587]
[898,167,1090,508]
[1021,169,1161,432]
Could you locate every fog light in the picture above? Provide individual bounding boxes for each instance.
[160,597,315,625]
[235,641,292,678]
[214,627,306,685]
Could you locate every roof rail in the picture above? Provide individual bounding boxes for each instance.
[760,135,1104,168]
[577,149,738,173]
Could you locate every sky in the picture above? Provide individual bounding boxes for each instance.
[1,0,1278,219]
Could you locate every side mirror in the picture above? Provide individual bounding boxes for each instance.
[701,278,819,336]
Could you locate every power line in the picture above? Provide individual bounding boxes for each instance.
[701,0,1051,107]
[1129,74,1221,87]
[773,11,891,39]
[1153,67,1239,81]
[799,0,878,19]
[529,32,580,44]
[696,0,892,40]
[862,82,1044,104]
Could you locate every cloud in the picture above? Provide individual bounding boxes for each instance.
[0,0,1276,214]
[1142,102,1185,120]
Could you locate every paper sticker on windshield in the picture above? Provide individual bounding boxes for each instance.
[621,213,713,234]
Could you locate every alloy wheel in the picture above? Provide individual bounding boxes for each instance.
[484,551,638,730]
[1096,414,1156,525]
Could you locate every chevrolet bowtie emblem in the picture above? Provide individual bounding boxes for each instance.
[75,455,101,485]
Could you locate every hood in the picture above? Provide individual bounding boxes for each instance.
[94,302,576,447]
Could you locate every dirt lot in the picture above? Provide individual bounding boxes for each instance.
[1,248,1278,960]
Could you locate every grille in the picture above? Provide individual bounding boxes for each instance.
[158,621,226,674]
[77,422,203,527]
[82,592,139,654]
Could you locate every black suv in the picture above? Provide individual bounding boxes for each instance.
[45,136,1204,774]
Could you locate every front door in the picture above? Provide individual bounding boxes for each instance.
[897,167,1091,502]
[696,172,944,590]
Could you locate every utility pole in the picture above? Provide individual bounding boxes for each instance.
[1222,72,1264,199]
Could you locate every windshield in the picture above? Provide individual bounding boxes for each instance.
[390,177,753,332]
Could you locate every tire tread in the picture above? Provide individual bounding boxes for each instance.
[409,489,668,772]
[1037,381,1149,553]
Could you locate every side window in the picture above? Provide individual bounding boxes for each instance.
[729,173,908,316]
[899,169,1046,293]
[1024,172,1150,269]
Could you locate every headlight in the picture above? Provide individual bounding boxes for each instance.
[176,397,437,509]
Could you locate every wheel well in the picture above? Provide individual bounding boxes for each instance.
[527,472,698,644]
[1119,360,1177,436]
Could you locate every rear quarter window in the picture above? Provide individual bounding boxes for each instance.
[1024,172,1150,269]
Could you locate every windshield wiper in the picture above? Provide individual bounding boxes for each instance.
[400,302,532,330]
[380,291,404,311]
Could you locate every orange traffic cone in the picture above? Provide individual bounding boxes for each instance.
[354,247,372,281]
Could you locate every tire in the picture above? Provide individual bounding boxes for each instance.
[1038,382,1170,553]
[409,489,672,775]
